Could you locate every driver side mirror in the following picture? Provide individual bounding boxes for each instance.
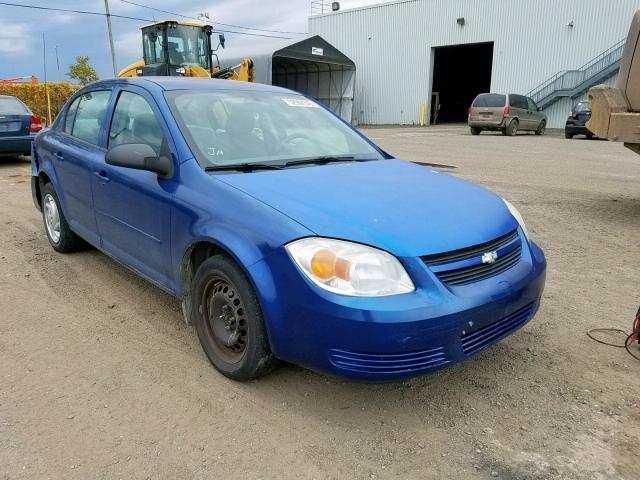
[105,143,173,178]
[538,107,543,112]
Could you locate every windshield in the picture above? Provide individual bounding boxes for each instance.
[472,94,506,108]
[573,102,591,113]
[0,97,29,115]
[167,25,210,68]
[165,90,385,168]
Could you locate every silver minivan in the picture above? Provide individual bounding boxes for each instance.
[468,93,547,136]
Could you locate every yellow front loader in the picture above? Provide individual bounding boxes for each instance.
[118,21,254,82]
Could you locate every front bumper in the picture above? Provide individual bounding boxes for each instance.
[0,135,35,155]
[251,235,547,380]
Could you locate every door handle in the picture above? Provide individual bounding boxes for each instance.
[54,152,64,161]
[93,170,110,183]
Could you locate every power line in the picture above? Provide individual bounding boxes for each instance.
[0,1,298,39]
[118,0,308,35]
[0,1,152,21]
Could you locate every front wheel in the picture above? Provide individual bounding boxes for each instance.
[506,119,518,136]
[535,120,546,136]
[191,255,274,381]
[41,183,83,253]
[470,127,481,136]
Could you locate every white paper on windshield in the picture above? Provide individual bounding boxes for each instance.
[281,97,320,108]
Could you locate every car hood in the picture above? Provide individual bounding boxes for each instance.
[217,159,518,257]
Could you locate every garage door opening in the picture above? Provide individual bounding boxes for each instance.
[431,42,494,124]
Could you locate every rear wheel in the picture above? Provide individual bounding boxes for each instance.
[535,120,546,136]
[41,183,83,253]
[586,132,594,139]
[565,132,573,139]
[191,255,274,381]
[470,127,481,136]
[506,119,519,136]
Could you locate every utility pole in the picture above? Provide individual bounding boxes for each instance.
[103,0,118,76]
[55,45,61,80]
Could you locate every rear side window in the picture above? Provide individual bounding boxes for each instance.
[108,91,164,154]
[66,91,111,146]
[0,96,30,115]
[63,96,81,134]
[509,94,528,109]
[472,94,506,108]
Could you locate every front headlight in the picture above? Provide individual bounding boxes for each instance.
[285,238,415,297]
[503,199,529,240]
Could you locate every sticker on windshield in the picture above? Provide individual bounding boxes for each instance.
[281,97,320,108]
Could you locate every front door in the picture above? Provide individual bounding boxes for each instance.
[91,87,175,289]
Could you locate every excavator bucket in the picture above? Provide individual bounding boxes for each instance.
[588,10,640,153]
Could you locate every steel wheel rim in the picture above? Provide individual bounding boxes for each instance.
[43,194,61,244]
[202,277,248,364]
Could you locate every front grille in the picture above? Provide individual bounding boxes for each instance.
[329,347,450,375]
[461,302,535,355]
[422,229,522,286]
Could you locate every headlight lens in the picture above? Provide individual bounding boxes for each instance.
[285,238,415,296]
[503,199,529,240]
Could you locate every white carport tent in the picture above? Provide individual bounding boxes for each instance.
[224,36,356,123]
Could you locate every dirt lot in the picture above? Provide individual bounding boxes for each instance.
[1,125,638,479]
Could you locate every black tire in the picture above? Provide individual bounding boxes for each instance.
[535,120,546,136]
[191,255,274,381]
[565,132,573,139]
[586,133,594,139]
[506,119,518,136]
[470,127,481,136]
[41,183,83,253]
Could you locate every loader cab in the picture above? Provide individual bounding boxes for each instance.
[140,21,213,76]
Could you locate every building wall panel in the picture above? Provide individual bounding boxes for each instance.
[309,0,640,127]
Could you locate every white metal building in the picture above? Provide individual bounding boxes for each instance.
[308,0,640,128]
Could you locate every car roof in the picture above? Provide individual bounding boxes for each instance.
[83,77,294,94]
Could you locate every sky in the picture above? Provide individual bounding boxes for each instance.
[0,0,381,81]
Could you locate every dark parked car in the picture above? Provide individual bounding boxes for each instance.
[0,95,41,156]
[565,101,594,139]
[31,77,546,381]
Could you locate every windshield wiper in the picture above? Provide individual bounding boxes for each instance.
[205,163,284,172]
[282,155,359,167]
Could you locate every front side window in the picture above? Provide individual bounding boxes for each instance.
[142,28,164,64]
[67,91,111,145]
[527,98,538,111]
[165,90,384,168]
[108,91,164,154]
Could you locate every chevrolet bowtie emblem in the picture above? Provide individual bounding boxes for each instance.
[482,251,498,264]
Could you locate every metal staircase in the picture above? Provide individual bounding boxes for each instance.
[527,39,626,109]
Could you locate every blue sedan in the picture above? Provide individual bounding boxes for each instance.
[31,77,546,381]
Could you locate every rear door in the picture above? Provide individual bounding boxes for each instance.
[49,89,112,245]
[0,96,31,138]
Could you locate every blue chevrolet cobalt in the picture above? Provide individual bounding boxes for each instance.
[31,78,546,381]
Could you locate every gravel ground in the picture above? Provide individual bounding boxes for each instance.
[0,125,638,479]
